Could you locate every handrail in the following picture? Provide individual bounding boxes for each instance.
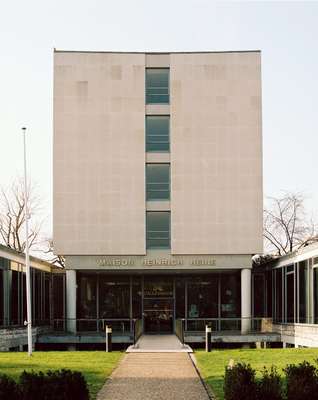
[133,319,143,346]
[175,319,185,345]
[184,317,273,334]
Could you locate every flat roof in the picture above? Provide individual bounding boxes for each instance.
[54,49,261,54]
[0,243,59,271]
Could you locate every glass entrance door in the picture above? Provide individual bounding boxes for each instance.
[143,298,173,333]
[143,276,174,334]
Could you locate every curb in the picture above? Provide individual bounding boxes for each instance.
[188,353,216,400]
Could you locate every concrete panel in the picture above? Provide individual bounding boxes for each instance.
[146,54,170,67]
[54,52,146,255]
[146,104,170,115]
[146,153,170,163]
[170,52,263,255]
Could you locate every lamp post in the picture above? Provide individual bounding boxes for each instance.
[22,127,32,356]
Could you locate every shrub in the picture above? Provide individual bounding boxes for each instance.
[45,369,89,400]
[20,369,89,400]
[20,371,46,400]
[257,366,283,400]
[0,374,21,400]
[284,361,318,400]
[224,362,257,400]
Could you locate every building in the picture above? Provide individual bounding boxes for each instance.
[53,50,263,342]
[254,242,318,347]
[0,244,64,350]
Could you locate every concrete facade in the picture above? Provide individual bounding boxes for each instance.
[170,52,263,254]
[54,52,146,255]
[54,51,263,258]
[53,50,263,341]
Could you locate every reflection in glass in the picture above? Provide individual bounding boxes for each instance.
[146,212,170,249]
[146,69,169,104]
[146,164,170,200]
[146,116,170,152]
[188,276,218,318]
[298,261,307,323]
[99,276,130,319]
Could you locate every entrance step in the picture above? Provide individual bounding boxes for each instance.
[126,334,193,353]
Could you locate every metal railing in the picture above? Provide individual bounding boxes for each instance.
[175,319,185,345]
[133,319,143,346]
[184,318,274,334]
[52,318,132,334]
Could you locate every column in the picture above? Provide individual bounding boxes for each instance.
[66,270,76,334]
[241,268,251,334]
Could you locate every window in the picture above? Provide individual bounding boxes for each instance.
[146,68,169,104]
[146,164,170,200]
[146,116,170,152]
[146,212,170,249]
[298,261,307,323]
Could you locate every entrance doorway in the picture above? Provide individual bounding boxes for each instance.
[143,277,174,334]
[143,298,173,333]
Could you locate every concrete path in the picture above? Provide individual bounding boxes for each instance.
[127,334,192,353]
[97,353,210,400]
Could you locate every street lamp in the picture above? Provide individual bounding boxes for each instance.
[22,127,32,356]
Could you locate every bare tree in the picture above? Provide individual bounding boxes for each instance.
[0,178,44,252]
[44,238,65,268]
[264,192,317,255]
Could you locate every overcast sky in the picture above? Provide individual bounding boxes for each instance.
[0,0,317,237]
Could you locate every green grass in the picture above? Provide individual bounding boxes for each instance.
[195,348,318,400]
[0,351,123,399]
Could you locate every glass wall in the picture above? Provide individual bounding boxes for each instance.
[298,260,307,322]
[0,256,60,327]
[99,276,130,319]
[271,256,318,325]
[76,272,242,333]
[253,274,265,317]
[188,276,218,318]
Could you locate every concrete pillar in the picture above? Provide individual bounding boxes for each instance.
[241,268,251,334]
[66,270,77,333]
[282,342,287,348]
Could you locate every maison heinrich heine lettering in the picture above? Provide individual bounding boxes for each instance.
[96,257,216,267]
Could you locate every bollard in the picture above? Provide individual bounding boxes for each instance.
[106,325,112,352]
[205,325,212,352]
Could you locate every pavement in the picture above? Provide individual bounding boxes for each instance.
[97,352,210,400]
[126,334,192,353]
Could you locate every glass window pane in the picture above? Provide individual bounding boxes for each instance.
[77,273,97,318]
[146,164,170,200]
[299,261,307,323]
[99,276,130,319]
[146,212,170,249]
[286,271,294,322]
[132,277,142,318]
[275,269,282,322]
[175,278,185,318]
[253,274,265,317]
[146,116,169,152]
[188,276,218,318]
[146,69,169,104]
[314,268,318,323]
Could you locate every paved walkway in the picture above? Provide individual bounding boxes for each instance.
[127,334,192,352]
[97,353,210,400]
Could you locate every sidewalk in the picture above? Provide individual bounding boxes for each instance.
[97,353,210,400]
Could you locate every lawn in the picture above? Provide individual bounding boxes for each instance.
[195,348,318,400]
[0,351,123,399]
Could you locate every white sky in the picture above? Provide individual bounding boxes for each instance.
[0,0,317,238]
